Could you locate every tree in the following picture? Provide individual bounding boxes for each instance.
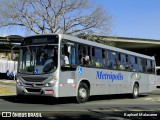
[0,0,111,36]
[77,33,116,46]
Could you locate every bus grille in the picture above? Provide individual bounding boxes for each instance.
[26,88,41,93]
[25,83,44,87]
[22,76,47,82]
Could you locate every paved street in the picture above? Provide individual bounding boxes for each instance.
[0,86,160,119]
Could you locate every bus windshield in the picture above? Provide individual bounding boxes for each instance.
[19,45,58,74]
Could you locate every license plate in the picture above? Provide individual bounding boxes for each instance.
[44,90,54,94]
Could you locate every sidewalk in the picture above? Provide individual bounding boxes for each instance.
[0,79,16,96]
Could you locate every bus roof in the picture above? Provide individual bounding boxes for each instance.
[24,33,155,60]
[60,34,155,60]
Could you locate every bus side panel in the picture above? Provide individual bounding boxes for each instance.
[130,73,156,94]
[76,67,142,96]
[76,67,132,96]
[115,71,131,94]
[156,75,160,87]
[58,67,156,97]
[59,71,77,97]
[77,67,107,95]
[148,74,157,92]
[130,73,147,94]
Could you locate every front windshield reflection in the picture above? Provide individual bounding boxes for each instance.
[19,45,58,74]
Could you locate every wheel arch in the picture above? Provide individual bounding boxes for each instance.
[77,79,91,94]
[134,81,139,87]
[131,81,140,99]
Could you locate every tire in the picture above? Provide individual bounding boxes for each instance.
[76,82,89,103]
[132,83,139,99]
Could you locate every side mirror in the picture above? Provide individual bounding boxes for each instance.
[11,45,20,60]
[11,53,16,60]
[68,46,71,53]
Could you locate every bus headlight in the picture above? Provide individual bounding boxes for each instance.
[16,78,23,86]
[45,80,57,87]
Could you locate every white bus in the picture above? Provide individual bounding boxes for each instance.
[156,67,160,87]
[14,34,157,103]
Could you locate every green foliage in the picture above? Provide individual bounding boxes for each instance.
[77,34,116,47]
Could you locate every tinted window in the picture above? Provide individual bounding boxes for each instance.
[146,59,153,73]
[118,53,126,70]
[92,48,103,67]
[78,44,91,66]
[142,59,146,72]
[108,51,118,69]
[137,58,143,72]
[129,55,138,72]
[152,61,155,74]
[61,40,76,71]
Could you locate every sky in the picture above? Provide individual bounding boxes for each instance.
[95,0,160,40]
[1,0,160,40]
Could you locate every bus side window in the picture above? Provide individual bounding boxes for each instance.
[91,47,95,67]
[93,48,103,67]
[116,52,120,69]
[70,46,76,65]
[87,46,91,66]
[119,53,126,71]
[128,55,138,72]
[78,45,90,66]
[106,50,110,68]
[101,49,106,68]
[142,59,146,73]
[146,59,152,73]
[61,41,76,71]
[137,57,143,72]
[152,60,155,74]
[108,51,113,69]
[109,51,118,70]
[124,54,130,71]
[61,44,70,66]
[135,57,138,71]
[78,45,83,65]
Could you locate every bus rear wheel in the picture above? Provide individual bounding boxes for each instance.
[76,82,89,103]
[132,83,139,99]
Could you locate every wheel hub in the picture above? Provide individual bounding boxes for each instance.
[134,87,138,96]
[79,88,87,99]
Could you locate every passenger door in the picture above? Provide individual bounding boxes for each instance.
[59,40,77,97]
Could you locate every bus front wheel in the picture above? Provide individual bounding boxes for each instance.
[132,83,139,99]
[76,82,89,103]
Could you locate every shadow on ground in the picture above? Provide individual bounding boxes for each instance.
[0,93,148,105]
[0,95,77,105]
[89,94,148,102]
[0,94,159,120]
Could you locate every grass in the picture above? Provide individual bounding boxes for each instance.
[0,86,16,95]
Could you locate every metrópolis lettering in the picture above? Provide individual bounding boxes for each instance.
[96,71,123,82]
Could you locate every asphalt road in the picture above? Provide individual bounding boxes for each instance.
[0,88,160,119]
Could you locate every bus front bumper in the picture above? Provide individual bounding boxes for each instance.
[16,84,58,97]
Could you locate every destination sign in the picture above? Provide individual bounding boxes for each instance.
[21,35,59,45]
